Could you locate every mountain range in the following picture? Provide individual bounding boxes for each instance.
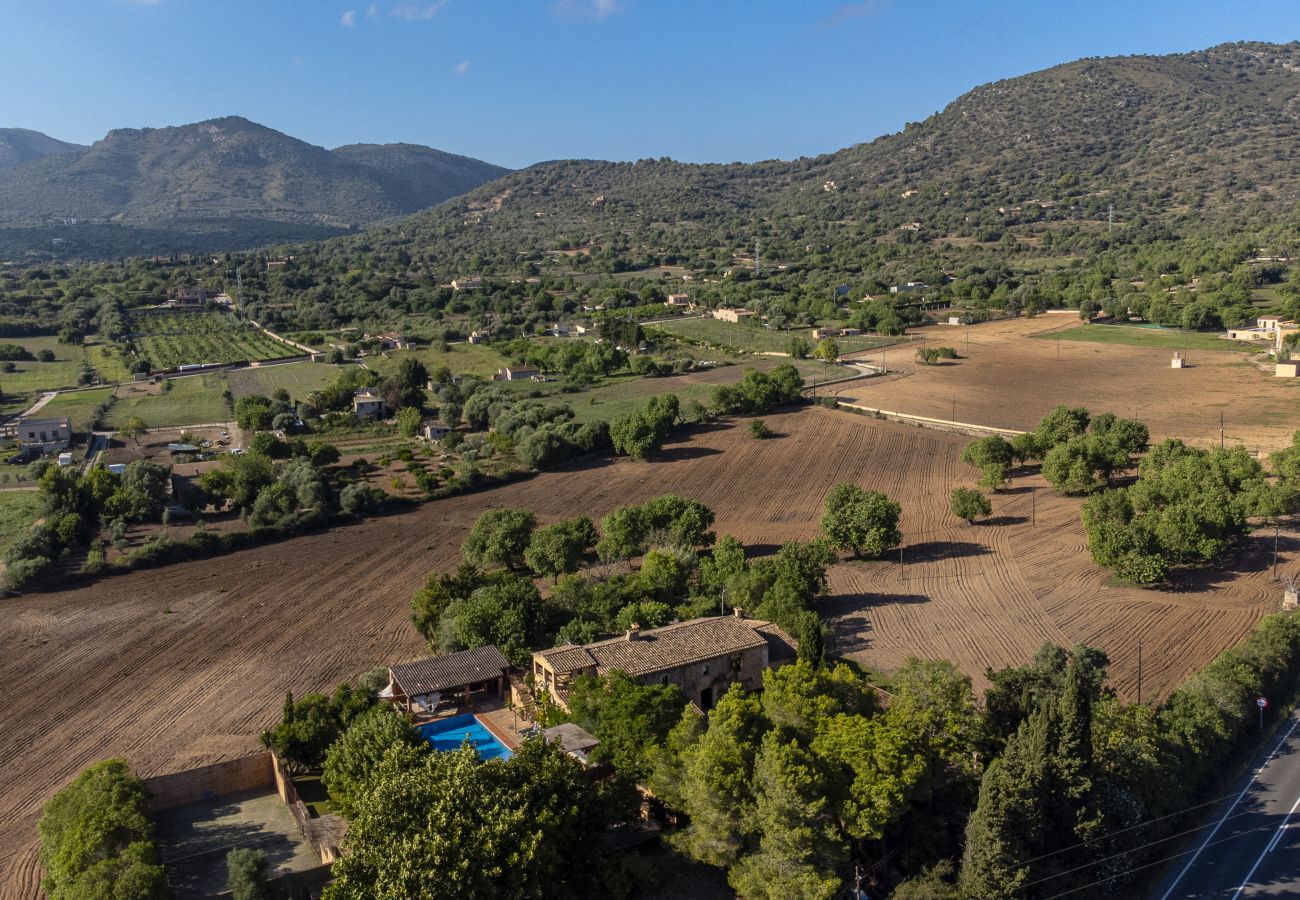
[7,41,1300,263]
[0,117,508,256]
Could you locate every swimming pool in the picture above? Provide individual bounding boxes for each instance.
[418,713,512,761]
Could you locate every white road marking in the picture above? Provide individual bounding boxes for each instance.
[1231,792,1300,899]
[1161,713,1300,900]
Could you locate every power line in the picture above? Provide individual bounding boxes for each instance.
[1008,789,1242,870]
[1020,806,1263,891]
[1039,820,1279,900]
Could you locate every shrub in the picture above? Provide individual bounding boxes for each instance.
[749,419,773,439]
[226,847,272,900]
[950,487,992,524]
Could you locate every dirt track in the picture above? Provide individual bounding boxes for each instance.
[834,316,1300,452]
[0,406,1289,897]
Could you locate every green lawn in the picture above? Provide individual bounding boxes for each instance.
[0,491,40,553]
[368,343,508,380]
[649,316,901,354]
[104,373,232,428]
[226,361,347,400]
[1032,324,1258,353]
[37,387,116,432]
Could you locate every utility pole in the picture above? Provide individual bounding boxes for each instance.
[899,544,905,581]
[1136,640,1143,706]
[951,397,956,421]
[1220,413,1225,449]
[1274,524,1281,581]
[853,864,863,900]
[1031,486,1036,526]
[719,587,726,618]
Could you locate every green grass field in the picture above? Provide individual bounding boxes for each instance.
[0,491,41,553]
[226,361,347,400]
[542,358,846,425]
[104,373,232,428]
[129,311,299,369]
[649,316,901,354]
[1032,324,1258,353]
[37,387,116,432]
[368,343,508,380]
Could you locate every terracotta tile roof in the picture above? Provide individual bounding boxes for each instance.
[539,616,793,679]
[536,645,598,672]
[390,646,509,696]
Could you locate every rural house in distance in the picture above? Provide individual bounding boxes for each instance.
[532,612,797,712]
[15,416,72,457]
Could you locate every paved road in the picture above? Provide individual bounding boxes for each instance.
[1155,708,1300,898]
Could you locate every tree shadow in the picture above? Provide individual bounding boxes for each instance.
[822,591,931,655]
[983,515,1028,527]
[652,445,723,462]
[904,540,992,563]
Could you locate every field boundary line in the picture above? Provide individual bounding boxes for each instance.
[834,401,1024,437]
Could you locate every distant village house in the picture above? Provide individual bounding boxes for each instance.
[17,416,72,457]
[352,388,387,420]
[712,307,755,324]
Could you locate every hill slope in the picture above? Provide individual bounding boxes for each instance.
[0,117,508,256]
[0,129,84,169]
[360,41,1300,268]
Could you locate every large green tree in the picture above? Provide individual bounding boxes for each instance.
[461,507,537,570]
[820,483,902,558]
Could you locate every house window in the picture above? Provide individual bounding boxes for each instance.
[39,431,46,442]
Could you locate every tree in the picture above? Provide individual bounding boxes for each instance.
[326,738,621,899]
[38,759,169,900]
[950,487,992,524]
[814,337,840,361]
[525,517,597,581]
[461,507,536,570]
[727,733,846,900]
[567,671,687,781]
[820,483,902,558]
[227,847,272,900]
[118,416,148,446]
[396,405,422,437]
[750,419,773,439]
[105,460,170,521]
[676,684,768,868]
[323,706,423,819]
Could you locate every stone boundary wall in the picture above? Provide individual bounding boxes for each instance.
[835,401,1024,438]
[142,754,274,814]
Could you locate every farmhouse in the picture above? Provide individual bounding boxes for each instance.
[421,421,451,441]
[352,388,387,420]
[16,416,72,456]
[451,277,482,291]
[664,293,691,308]
[548,323,588,337]
[496,366,542,382]
[890,282,927,295]
[531,612,797,712]
[712,307,755,324]
[370,332,413,351]
[467,329,491,345]
[383,646,510,716]
[169,288,208,308]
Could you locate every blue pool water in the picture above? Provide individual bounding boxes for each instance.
[418,713,512,761]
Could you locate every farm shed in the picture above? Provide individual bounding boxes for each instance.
[384,646,510,716]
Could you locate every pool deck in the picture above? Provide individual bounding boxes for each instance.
[413,699,534,751]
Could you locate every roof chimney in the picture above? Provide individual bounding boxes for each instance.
[625,624,641,641]
[733,607,744,619]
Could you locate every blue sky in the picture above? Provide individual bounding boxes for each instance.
[2,1,1299,169]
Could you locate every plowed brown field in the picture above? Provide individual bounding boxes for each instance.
[0,406,1289,897]
[832,316,1300,452]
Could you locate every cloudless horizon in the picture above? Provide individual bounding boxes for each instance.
[3,1,1300,170]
